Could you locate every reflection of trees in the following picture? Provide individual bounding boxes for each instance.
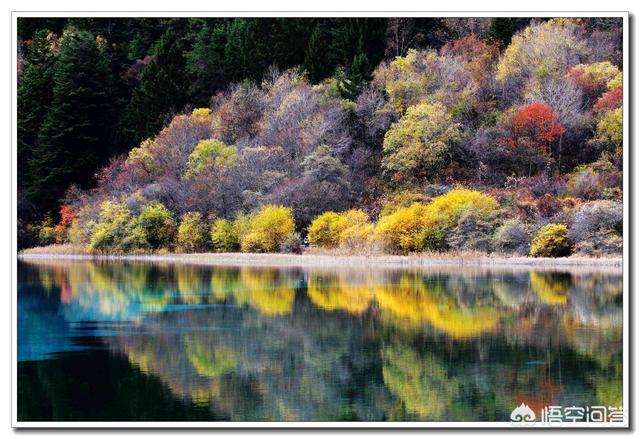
[109,302,385,421]
[513,368,564,413]
[18,260,624,421]
[307,272,375,315]
[186,338,237,378]
[381,345,458,420]
[530,272,571,304]
[20,261,299,320]
[234,269,296,315]
[593,362,623,407]
[308,271,502,339]
[375,274,501,339]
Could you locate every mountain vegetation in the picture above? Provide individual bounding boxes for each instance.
[17,17,624,256]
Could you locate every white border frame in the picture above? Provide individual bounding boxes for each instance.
[11,10,629,429]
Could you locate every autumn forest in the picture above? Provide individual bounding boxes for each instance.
[17,17,624,257]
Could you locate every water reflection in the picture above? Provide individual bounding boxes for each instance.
[17,259,623,422]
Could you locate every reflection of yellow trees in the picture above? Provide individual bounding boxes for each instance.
[190,387,213,406]
[307,274,374,315]
[27,261,300,318]
[210,268,296,316]
[375,281,500,339]
[308,272,501,339]
[210,268,241,299]
[381,346,458,419]
[185,338,237,378]
[238,269,295,315]
[177,266,208,304]
[530,272,570,305]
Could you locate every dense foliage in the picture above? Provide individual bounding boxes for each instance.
[18,17,624,256]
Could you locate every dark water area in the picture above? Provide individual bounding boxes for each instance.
[17,259,623,422]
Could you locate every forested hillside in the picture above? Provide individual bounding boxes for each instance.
[17,17,624,256]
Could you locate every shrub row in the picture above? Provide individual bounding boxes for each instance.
[49,188,622,257]
[60,202,296,254]
[306,188,623,257]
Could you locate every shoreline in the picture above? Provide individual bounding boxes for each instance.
[18,251,623,270]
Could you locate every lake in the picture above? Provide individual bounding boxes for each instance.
[17,259,623,423]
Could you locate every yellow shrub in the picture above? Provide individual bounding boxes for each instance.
[240,205,296,253]
[530,223,573,257]
[210,218,239,252]
[176,212,206,252]
[308,209,371,248]
[307,211,342,247]
[426,188,498,227]
[191,107,212,119]
[339,222,375,251]
[374,203,440,254]
[337,210,371,243]
[88,200,132,251]
[232,213,252,241]
[185,139,237,178]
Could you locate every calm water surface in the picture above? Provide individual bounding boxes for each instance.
[17,259,623,422]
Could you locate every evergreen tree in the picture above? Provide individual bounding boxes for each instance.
[224,18,272,81]
[336,53,371,100]
[124,29,190,145]
[303,25,330,83]
[29,29,114,212]
[330,18,386,68]
[185,21,228,105]
[350,52,371,89]
[17,30,55,181]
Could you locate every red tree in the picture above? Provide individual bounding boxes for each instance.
[498,103,565,175]
[54,204,78,242]
[593,86,623,113]
[502,103,565,151]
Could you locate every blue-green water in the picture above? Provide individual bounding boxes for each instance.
[17,259,623,422]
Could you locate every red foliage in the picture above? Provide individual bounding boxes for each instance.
[440,35,490,61]
[95,156,130,195]
[499,103,565,152]
[567,65,604,94]
[53,205,78,243]
[57,205,78,229]
[593,86,623,113]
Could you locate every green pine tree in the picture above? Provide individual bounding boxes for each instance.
[224,18,272,81]
[124,29,190,145]
[17,30,55,181]
[29,29,115,212]
[303,25,330,83]
[185,21,228,105]
[336,53,371,101]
